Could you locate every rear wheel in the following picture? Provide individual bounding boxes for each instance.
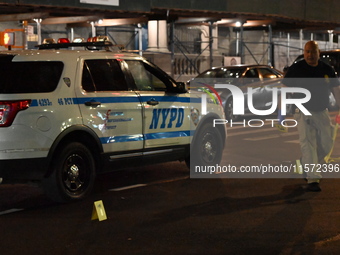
[42,142,96,203]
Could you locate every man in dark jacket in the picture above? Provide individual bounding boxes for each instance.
[283,41,340,192]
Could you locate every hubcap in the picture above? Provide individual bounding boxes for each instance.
[69,164,80,180]
[63,154,86,193]
[202,133,217,163]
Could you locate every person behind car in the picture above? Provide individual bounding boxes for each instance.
[282,40,340,192]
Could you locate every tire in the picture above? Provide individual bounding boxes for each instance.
[284,93,293,115]
[225,98,238,121]
[191,122,224,168]
[42,142,96,203]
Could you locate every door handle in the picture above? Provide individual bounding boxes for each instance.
[84,101,101,107]
[147,99,159,106]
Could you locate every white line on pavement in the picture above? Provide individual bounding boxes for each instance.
[109,176,189,192]
[109,184,147,191]
[0,208,24,216]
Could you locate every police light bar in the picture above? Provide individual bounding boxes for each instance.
[87,36,109,42]
[42,38,56,44]
[36,40,114,50]
[57,38,70,44]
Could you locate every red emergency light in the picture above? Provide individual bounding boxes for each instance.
[0,32,15,46]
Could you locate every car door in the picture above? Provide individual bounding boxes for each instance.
[75,57,144,155]
[123,59,191,150]
[242,68,264,112]
[257,67,283,112]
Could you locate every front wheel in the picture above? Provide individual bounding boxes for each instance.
[190,122,224,168]
[225,98,238,121]
[42,142,96,203]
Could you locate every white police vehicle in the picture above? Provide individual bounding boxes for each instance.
[0,38,226,202]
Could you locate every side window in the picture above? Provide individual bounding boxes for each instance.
[243,68,260,84]
[125,60,167,91]
[82,59,128,92]
[199,70,218,78]
[258,68,281,78]
[0,58,63,93]
[244,69,259,79]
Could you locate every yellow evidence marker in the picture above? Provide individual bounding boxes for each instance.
[275,109,288,132]
[324,111,340,163]
[275,123,288,133]
[91,200,107,221]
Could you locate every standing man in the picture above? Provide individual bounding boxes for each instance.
[283,41,340,192]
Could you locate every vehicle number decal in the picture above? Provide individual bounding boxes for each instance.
[38,98,52,106]
[58,98,74,105]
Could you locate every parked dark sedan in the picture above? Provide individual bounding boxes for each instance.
[191,65,284,120]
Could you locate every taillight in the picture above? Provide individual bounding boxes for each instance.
[0,100,31,127]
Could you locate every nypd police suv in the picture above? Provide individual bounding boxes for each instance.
[0,38,226,202]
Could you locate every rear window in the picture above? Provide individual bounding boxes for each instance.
[0,55,63,93]
[320,53,338,69]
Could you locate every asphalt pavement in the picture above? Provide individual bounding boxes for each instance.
[1,112,340,255]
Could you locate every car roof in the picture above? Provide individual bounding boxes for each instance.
[0,49,143,62]
[296,49,340,59]
[202,64,275,72]
[319,49,340,54]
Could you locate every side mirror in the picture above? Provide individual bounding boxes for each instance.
[170,82,188,93]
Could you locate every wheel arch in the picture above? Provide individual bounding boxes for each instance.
[193,113,227,146]
[45,125,103,178]
[189,113,226,169]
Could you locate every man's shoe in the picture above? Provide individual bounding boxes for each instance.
[307,182,321,192]
[302,171,307,182]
